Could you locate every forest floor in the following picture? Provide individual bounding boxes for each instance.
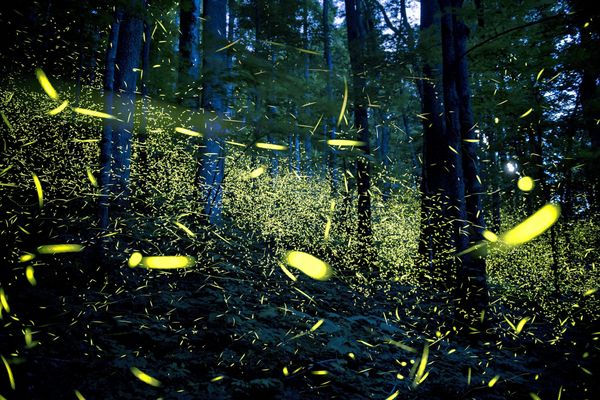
[1,228,598,400]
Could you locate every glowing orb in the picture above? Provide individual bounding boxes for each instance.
[517,176,534,191]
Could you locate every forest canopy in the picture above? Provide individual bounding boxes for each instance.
[0,0,598,398]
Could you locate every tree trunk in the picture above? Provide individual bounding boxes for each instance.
[111,2,144,213]
[226,0,236,114]
[178,0,202,110]
[302,0,313,177]
[323,0,338,188]
[418,0,451,272]
[377,109,391,201]
[450,0,488,322]
[198,0,227,225]
[99,9,123,230]
[137,13,152,204]
[344,0,373,270]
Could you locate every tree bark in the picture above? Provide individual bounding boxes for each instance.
[197,0,228,225]
[344,0,373,270]
[451,0,488,321]
[137,12,152,204]
[178,0,202,110]
[418,0,451,272]
[323,0,338,188]
[99,9,123,230]
[111,2,144,213]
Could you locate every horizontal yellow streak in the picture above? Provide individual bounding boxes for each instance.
[255,142,288,151]
[73,108,119,120]
[225,140,247,148]
[285,251,332,281]
[37,244,84,254]
[175,126,202,137]
[141,256,195,269]
[327,139,366,147]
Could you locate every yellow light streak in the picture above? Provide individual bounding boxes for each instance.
[216,38,241,52]
[86,167,98,187]
[324,216,332,240]
[37,244,84,254]
[482,230,498,242]
[128,252,143,268]
[175,221,196,238]
[519,108,533,118]
[488,375,500,387]
[48,100,69,116]
[502,204,560,245]
[0,289,9,313]
[32,173,43,208]
[285,251,332,281]
[310,319,324,332]
[35,68,59,100]
[255,142,288,151]
[130,367,161,387]
[141,256,195,269]
[414,344,429,386]
[73,107,119,120]
[278,262,297,282]
[249,166,266,179]
[337,77,348,127]
[1,355,15,390]
[327,139,366,147]
[26,266,37,286]
[175,127,202,137]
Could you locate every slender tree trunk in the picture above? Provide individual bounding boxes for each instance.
[489,149,502,232]
[418,0,450,272]
[344,0,373,270]
[402,112,419,188]
[377,109,391,201]
[111,1,144,213]
[302,0,313,177]
[178,0,202,110]
[137,13,152,203]
[439,0,468,256]
[198,0,227,225]
[289,108,302,174]
[178,0,202,219]
[226,0,236,114]
[451,0,488,321]
[323,0,338,188]
[99,9,123,230]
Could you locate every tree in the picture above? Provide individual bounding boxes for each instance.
[441,0,488,323]
[344,0,374,270]
[99,8,124,230]
[418,0,488,325]
[322,0,338,187]
[98,0,144,230]
[197,0,228,225]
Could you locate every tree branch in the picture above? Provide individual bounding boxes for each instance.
[370,0,401,36]
[462,12,570,58]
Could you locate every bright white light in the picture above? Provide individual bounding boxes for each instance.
[506,161,517,174]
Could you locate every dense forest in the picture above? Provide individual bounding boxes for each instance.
[0,0,598,398]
